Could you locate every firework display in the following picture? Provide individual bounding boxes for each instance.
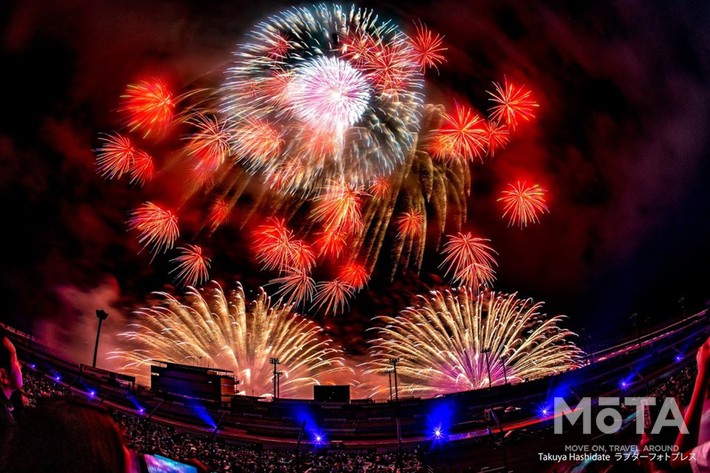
[364,289,585,397]
[110,281,347,398]
[91,2,544,317]
[91,1,559,401]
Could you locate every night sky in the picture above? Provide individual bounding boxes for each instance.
[1,0,709,370]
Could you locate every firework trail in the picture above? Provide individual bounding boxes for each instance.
[109,281,347,398]
[363,289,584,397]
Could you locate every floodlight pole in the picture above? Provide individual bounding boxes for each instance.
[483,348,492,388]
[389,358,403,472]
[270,357,280,399]
[93,309,109,368]
[389,358,400,402]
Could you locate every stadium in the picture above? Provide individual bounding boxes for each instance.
[3,304,708,472]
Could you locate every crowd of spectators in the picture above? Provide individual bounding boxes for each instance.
[114,411,424,472]
[17,362,425,472]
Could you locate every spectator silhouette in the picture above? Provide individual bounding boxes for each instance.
[671,336,710,472]
[0,396,133,473]
[0,331,23,432]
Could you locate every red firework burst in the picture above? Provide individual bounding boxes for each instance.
[207,199,231,232]
[311,182,364,234]
[451,262,496,289]
[127,202,180,257]
[128,149,155,186]
[314,229,347,258]
[367,176,391,200]
[94,133,136,180]
[487,78,539,130]
[253,218,296,273]
[290,240,316,273]
[185,114,231,183]
[363,42,415,95]
[498,181,550,228]
[396,210,425,239]
[338,263,370,291]
[270,269,316,307]
[434,103,487,162]
[439,232,498,287]
[119,79,175,138]
[312,280,355,315]
[234,117,282,163]
[170,244,211,287]
[409,21,447,72]
[484,120,510,157]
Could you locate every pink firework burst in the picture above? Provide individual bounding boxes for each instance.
[119,78,175,138]
[270,269,316,308]
[127,202,180,257]
[409,21,447,73]
[312,280,355,315]
[285,56,371,133]
[487,78,539,130]
[439,232,498,287]
[337,263,370,291]
[396,210,425,239]
[311,182,364,234]
[170,245,211,287]
[498,181,550,228]
[128,149,155,186]
[94,133,136,180]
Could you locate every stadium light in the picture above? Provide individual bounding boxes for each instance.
[93,309,109,368]
[389,358,400,401]
[270,358,280,399]
[482,348,492,388]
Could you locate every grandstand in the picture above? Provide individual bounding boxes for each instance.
[4,307,708,472]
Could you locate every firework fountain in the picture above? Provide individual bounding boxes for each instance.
[364,288,585,397]
[110,281,348,398]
